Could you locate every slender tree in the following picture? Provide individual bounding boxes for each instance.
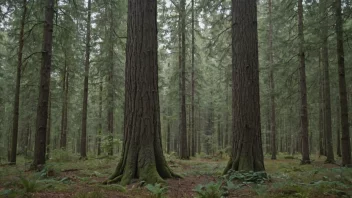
[32,0,54,168]
[224,0,265,172]
[10,0,27,165]
[297,0,310,164]
[319,0,334,163]
[104,0,178,185]
[268,0,276,160]
[191,0,196,157]
[80,0,92,160]
[335,0,351,166]
[179,0,189,159]
[60,51,69,149]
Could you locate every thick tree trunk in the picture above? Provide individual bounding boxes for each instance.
[224,0,265,173]
[335,0,351,166]
[320,0,334,163]
[105,0,178,185]
[32,0,54,168]
[297,0,310,164]
[60,52,68,149]
[80,0,91,160]
[268,0,276,160]
[179,0,189,159]
[10,0,27,165]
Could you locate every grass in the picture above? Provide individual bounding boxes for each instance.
[0,153,351,197]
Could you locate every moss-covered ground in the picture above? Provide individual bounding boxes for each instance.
[1,151,351,197]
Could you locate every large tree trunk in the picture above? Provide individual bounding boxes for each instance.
[10,0,27,165]
[105,0,178,185]
[32,0,54,168]
[268,0,276,160]
[320,0,334,163]
[60,52,69,149]
[80,0,91,160]
[335,0,351,166]
[224,0,265,173]
[179,0,189,159]
[297,0,310,164]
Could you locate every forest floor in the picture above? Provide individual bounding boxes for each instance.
[0,151,352,198]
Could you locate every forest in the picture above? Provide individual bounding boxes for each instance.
[1,0,352,197]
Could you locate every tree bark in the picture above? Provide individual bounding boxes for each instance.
[268,0,276,160]
[46,90,51,159]
[336,98,341,157]
[10,0,27,165]
[319,0,334,163]
[335,0,351,166]
[297,0,311,164]
[224,0,265,173]
[191,0,196,157]
[107,2,115,156]
[80,0,92,160]
[105,0,178,185]
[32,0,54,168]
[97,74,103,156]
[179,0,189,159]
[60,51,69,149]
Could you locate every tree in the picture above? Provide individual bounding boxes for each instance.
[191,0,196,157]
[297,0,310,165]
[80,0,92,160]
[268,0,276,160]
[179,0,189,159]
[104,0,178,185]
[32,0,54,168]
[224,0,265,173]
[335,0,351,166]
[10,0,27,165]
[320,0,334,163]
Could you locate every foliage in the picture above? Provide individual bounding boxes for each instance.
[145,183,168,198]
[224,170,268,184]
[18,175,38,193]
[193,181,224,198]
[50,149,76,162]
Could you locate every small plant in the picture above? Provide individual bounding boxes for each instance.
[193,181,224,198]
[18,176,38,193]
[145,183,168,198]
[225,170,268,184]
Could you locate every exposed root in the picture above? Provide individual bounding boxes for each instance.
[103,175,123,185]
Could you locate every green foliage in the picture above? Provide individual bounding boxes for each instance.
[224,170,268,184]
[50,149,76,162]
[193,181,224,198]
[145,183,168,198]
[18,175,38,193]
